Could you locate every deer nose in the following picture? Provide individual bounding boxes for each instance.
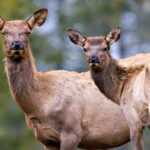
[89,56,99,63]
[11,41,23,50]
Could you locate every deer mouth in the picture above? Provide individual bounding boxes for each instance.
[12,49,23,55]
[89,62,104,69]
[89,63,99,67]
[10,50,24,59]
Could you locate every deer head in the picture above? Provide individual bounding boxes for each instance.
[67,27,122,70]
[0,8,48,60]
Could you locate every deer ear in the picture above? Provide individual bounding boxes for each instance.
[0,17,5,31]
[27,8,48,30]
[67,28,86,47]
[106,26,122,46]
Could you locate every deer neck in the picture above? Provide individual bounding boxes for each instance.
[5,46,38,113]
[91,57,127,104]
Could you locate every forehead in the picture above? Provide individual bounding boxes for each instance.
[85,36,107,47]
[2,20,30,32]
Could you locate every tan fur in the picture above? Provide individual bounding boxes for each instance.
[67,27,150,150]
[83,34,150,150]
[4,49,131,150]
[0,11,131,150]
[93,49,150,150]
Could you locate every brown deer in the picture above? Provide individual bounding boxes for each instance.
[0,9,132,150]
[67,27,150,150]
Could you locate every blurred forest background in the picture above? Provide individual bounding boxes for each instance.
[0,0,150,150]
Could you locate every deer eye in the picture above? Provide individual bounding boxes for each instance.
[83,48,87,52]
[103,47,108,51]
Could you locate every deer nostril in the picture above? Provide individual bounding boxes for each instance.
[89,56,99,63]
[11,41,23,50]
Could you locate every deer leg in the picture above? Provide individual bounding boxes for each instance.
[130,126,143,150]
[121,102,143,150]
[44,145,59,150]
[60,130,81,150]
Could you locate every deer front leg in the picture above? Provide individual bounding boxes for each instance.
[60,131,107,150]
[121,101,143,150]
[130,126,143,150]
[60,130,81,150]
[44,145,59,150]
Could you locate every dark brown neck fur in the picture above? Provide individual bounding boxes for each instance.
[5,46,38,113]
[91,55,144,104]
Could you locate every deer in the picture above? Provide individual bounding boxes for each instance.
[0,9,133,150]
[67,27,150,150]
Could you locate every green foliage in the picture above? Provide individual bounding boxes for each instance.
[0,0,45,150]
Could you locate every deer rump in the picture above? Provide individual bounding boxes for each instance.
[122,64,150,127]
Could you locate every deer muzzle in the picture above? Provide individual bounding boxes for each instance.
[10,41,24,51]
[88,56,99,64]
